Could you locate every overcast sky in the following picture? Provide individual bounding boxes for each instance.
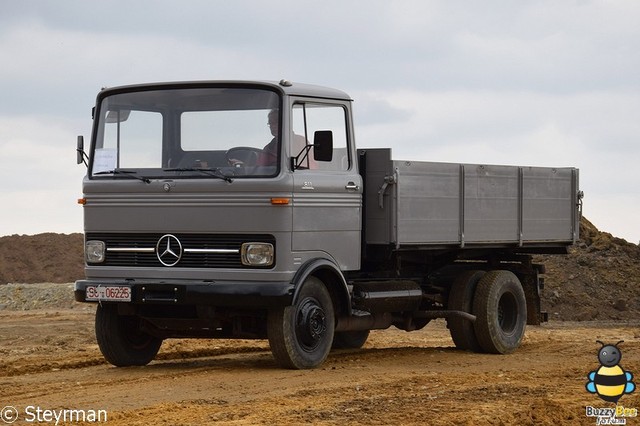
[1,0,638,243]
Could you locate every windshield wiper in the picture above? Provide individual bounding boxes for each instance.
[163,168,233,183]
[94,169,151,184]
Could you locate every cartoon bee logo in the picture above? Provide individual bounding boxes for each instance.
[586,340,636,403]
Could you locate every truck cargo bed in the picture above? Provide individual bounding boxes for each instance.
[360,149,580,251]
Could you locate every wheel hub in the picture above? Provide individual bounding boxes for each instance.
[498,292,517,334]
[296,297,327,350]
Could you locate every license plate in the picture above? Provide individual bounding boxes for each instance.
[85,285,132,302]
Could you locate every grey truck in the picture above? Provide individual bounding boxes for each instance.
[74,80,582,369]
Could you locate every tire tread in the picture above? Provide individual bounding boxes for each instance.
[472,270,527,354]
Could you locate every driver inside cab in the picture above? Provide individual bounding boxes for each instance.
[256,109,316,169]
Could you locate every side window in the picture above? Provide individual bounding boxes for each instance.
[292,103,349,171]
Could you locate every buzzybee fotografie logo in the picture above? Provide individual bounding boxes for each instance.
[586,341,635,403]
[585,340,637,424]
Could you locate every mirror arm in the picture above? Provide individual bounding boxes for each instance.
[77,135,89,168]
[291,144,314,170]
[77,149,89,167]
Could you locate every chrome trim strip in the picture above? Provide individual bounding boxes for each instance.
[106,247,239,254]
[107,247,156,253]
[184,248,239,254]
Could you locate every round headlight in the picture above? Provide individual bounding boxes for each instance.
[241,243,274,266]
[85,240,106,263]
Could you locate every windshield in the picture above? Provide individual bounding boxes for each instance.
[90,86,281,179]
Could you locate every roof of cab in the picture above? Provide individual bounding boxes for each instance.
[98,79,352,101]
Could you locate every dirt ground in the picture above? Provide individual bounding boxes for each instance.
[0,305,639,425]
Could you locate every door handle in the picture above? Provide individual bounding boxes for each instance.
[345,182,360,191]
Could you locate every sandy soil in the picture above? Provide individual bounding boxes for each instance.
[1,306,638,425]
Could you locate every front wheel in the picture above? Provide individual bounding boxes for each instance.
[95,304,162,367]
[267,276,335,369]
[472,270,527,354]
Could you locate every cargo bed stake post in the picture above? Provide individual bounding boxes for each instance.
[459,164,465,248]
[572,169,582,244]
[393,167,400,250]
[518,167,524,247]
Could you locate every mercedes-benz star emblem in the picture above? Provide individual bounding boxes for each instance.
[156,234,182,267]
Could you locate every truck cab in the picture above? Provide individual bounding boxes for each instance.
[76,80,362,368]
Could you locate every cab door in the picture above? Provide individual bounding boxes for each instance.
[290,101,362,271]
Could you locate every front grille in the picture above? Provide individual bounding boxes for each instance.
[86,233,275,268]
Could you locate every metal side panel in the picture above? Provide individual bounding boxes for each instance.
[292,168,363,271]
[521,167,575,241]
[463,164,519,243]
[394,160,461,244]
[361,148,395,245]
[362,149,578,247]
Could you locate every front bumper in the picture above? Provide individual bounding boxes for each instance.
[74,279,294,309]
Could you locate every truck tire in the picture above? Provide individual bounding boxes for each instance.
[332,330,370,349]
[95,303,162,367]
[447,270,485,352]
[267,276,335,369]
[472,270,527,354]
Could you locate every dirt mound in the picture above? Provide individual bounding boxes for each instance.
[0,233,84,284]
[539,217,640,321]
[0,219,638,321]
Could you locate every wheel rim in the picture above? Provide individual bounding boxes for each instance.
[295,297,327,352]
[497,292,518,334]
[120,316,155,349]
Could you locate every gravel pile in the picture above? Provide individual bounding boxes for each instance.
[0,283,86,311]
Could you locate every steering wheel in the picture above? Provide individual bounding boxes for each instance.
[225,147,262,167]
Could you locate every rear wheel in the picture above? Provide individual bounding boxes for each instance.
[332,330,370,350]
[95,304,162,366]
[447,270,485,352]
[472,270,527,354]
[267,276,335,369]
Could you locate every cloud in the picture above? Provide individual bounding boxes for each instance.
[0,20,286,114]
[352,92,413,125]
[353,87,640,242]
[0,115,85,235]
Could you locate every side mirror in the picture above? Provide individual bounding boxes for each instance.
[313,130,333,162]
[77,135,88,166]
